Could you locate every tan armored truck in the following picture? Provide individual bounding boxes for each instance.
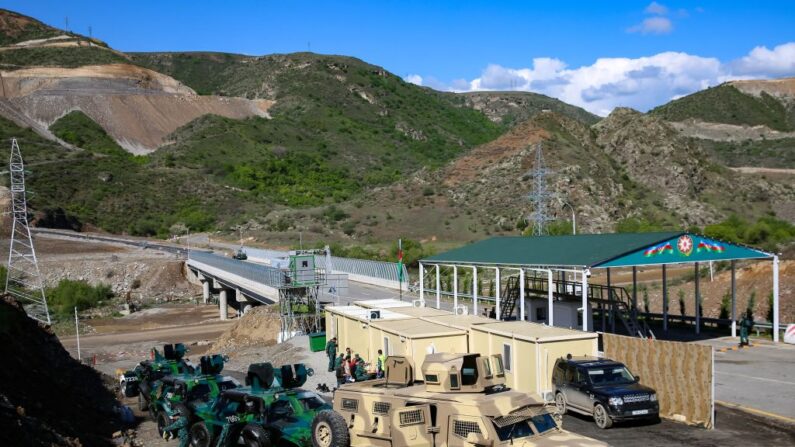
[310,352,607,447]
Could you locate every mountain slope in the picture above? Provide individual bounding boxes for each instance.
[650,80,795,131]
[457,91,601,126]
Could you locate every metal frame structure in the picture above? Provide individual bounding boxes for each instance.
[528,142,553,236]
[5,138,50,324]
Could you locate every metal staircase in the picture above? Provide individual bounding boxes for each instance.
[499,276,520,320]
[520,275,653,338]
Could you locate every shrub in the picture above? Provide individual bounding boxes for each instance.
[678,289,686,316]
[46,280,113,317]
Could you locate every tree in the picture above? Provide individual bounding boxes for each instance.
[678,289,686,317]
[719,293,731,330]
[746,291,757,320]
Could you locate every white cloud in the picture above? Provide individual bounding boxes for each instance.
[731,42,795,77]
[644,2,669,15]
[412,42,795,116]
[404,74,423,86]
[628,16,673,34]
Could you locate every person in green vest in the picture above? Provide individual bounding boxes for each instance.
[325,337,337,371]
[739,311,754,347]
[376,349,387,378]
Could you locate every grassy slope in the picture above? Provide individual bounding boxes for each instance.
[0,46,127,69]
[697,137,795,169]
[650,83,795,131]
[49,111,129,157]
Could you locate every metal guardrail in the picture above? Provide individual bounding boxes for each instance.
[241,247,409,284]
[188,251,295,288]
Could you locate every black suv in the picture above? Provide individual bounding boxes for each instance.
[552,356,659,429]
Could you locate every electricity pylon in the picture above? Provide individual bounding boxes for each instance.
[527,142,553,236]
[5,138,50,324]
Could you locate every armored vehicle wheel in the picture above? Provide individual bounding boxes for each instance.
[157,412,174,438]
[138,393,148,411]
[554,392,567,415]
[312,410,349,447]
[190,422,214,447]
[593,403,613,429]
[241,424,272,447]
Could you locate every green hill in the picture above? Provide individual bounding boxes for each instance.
[649,83,795,131]
[457,91,601,126]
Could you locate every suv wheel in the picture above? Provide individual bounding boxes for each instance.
[312,410,350,447]
[241,424,272,447]
[593,403,613,429]
[555,392,567,415]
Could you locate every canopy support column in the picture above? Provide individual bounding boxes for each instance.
[453,265,458,310]
[773,256,780,343]
[435,264,441,309]
[695,262,701,336]
[495,267,501,320]
[582,269,589,332]
[472,266,478,316]
[607,268,615,333]
[519,268,525,321]
[547,269,554,326]
[632,267,638,318]
[731,261,737,338]
[662,265,668,334]
[419,262,424,303]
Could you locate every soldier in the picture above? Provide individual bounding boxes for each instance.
[740,311,754,347]
[334,353,346,388]
[343,355,353,382]
[376,349,386,378]
[162,407,190,447]
[354,357,370,382]
[325,337,338,372]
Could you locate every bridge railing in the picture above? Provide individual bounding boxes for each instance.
[188,251,292,288]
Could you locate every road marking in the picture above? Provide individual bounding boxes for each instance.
[717,400,795,425]
[715,371,795,386]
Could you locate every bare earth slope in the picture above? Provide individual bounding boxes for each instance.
[0,64,274,153]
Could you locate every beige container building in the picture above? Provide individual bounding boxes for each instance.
[470,321,597,398]
[420,314,494,351]
[352,298,416,309]
[384,305,451,318]
[367,319,468,379]
[324,306,412,360]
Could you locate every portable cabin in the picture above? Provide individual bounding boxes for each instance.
[367,319,468,380]
[420,314,494,351]
[469,320,597,399]
[324,305,412,359]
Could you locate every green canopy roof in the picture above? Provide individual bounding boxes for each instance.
[421,232,772,269]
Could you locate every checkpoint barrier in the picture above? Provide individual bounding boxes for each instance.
[785,324,795,345]
[603,333,714,429]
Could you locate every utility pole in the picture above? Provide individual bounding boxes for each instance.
[64,16,69,31]
[75,307,81,361]
[528,143,553,236]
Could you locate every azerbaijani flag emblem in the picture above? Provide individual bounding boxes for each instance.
[697,239,725,253]
[644,242,673,257]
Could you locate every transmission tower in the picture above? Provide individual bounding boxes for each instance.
[5,139,50,324]
[527,142,553,236]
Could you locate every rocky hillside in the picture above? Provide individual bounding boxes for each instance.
[650,79,795,169]
[458,91,601,126]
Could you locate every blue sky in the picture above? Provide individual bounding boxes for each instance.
[6,1,795,115]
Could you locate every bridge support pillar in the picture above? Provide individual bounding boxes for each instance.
[202,280,210,304]
[219,289,229,320]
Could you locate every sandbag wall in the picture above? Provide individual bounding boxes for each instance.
[603,333,714,428]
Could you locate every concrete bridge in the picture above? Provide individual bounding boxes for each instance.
[186,251,287,319]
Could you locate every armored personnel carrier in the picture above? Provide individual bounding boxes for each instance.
[310,353,606,447]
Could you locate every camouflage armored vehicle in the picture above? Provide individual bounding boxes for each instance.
[120,343,195,411]
[148,354,239,438]
[188,362,332,447]
[310,353,607,447]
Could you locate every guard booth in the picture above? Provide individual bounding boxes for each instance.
[469,320,597,398]
[368,319,469,380]
[288,251,318,286]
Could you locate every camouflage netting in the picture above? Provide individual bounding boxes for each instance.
[0,295,123,446]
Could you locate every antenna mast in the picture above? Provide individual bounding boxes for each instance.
[5,139,50,324]
[527,142,553,236]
